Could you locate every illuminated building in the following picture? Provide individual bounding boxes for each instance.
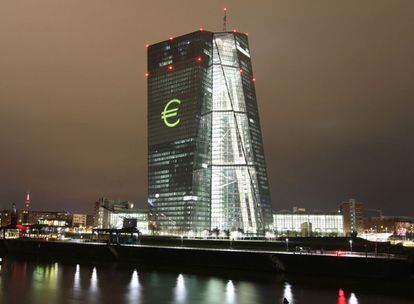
[22,192,30,224]
[28,211,70,227]
[147,30,272,234]
[272,209,344,236]
[94,197,149,233]
[71,214,87,227]
[0,210,11,227]
[340,199,364,235]
[364,216,414,236]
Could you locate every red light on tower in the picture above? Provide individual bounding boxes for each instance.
[233,29,237,33]
[200,27,204,31]
[252,77,256,82]
[197,56,202,62]
[239,68,243,73]
[145,72,149,77]
[168,65,173,71]
[169,36,173,41]
[145,44,149,48]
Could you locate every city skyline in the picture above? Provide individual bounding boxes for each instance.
[1,1,413,215]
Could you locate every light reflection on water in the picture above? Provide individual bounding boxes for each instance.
[174,273,186,303]
[128,269,141,303]
[225,280,236,304]
[0,258,412,304]
[349,293,359,304]
[90,266,98,292]
[73,264,80,290]
[283,282,294,304]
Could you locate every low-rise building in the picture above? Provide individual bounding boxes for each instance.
[71,213,87,227]
[364,216,414,236]
[94,197,149,234]
[272,208,344,236]
[29,211,70,227]
[0,210,11,227]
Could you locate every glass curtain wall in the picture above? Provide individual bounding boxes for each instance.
[211,33,262,233]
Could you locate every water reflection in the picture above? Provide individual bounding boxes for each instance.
[204,278,224,304]
[128,269,141,303]
[226,280,236,304]
[89,267,98,302]
[74,264,80,290]
[237,281,259,304]
[283,282,294,304]
[1,258,413,304]
[91,267,98,291]
[349,293,359,304]
[174,273,186,303]
[337,288,347,304]
[72,263,81,301]
[31,262,59,303]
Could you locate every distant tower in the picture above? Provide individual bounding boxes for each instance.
[223,7,227,31]
[11,203,18,226]
[22,192,30,224]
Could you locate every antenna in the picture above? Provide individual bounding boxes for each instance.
[223,7,227,32]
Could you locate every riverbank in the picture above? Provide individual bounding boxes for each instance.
[1,238,412,280]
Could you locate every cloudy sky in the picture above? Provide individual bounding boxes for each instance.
[0,0,413,215]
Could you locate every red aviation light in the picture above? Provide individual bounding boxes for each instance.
[233,29,237,33]
[199,27,204,31]
[145,44,149,48]
[252,77,256,82]
[168,65,173,71]
[197,56,202,62]
[169,36,174,41]
[145,72,149,77]
[239,68,244,73]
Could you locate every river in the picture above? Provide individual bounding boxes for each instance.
[0,257,412,303]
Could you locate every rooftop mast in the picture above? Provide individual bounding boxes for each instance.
[223,7,227,32]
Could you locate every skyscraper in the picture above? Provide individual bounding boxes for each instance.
[147,30,271,234]
[22,192,30,224]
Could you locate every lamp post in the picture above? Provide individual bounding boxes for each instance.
[285,238,289,252]
[349,239,353,253]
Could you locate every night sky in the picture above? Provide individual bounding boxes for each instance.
[1,1,413,215]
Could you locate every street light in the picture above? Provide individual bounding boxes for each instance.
[285,238,289,252]
[349,239,353,253]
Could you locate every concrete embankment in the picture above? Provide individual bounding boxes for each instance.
[0,239,412,280]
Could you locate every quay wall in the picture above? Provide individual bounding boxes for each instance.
[0,239,412,280]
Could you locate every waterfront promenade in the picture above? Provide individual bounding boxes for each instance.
[1,237,412,280]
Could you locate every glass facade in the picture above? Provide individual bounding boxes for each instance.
[148,31,271,234]
[273,213,344,236]
[109,212,149,233]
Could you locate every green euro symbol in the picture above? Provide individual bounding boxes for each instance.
[161,99,181,127]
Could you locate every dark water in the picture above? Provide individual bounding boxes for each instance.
[0,257,412,304]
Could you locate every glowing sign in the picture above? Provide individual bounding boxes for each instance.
[161,99,181,127]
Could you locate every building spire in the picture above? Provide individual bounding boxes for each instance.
[223,7,227,32]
